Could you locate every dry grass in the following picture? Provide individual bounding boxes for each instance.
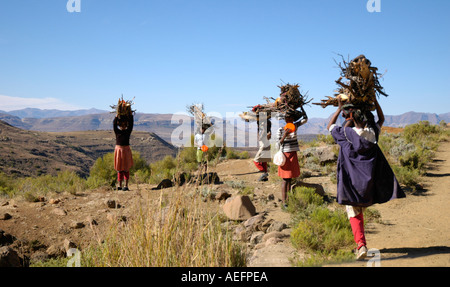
[82,186,247,267]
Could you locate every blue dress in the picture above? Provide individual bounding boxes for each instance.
[331,126,406,207]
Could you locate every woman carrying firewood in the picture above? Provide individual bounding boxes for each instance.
[327,97,405,260]
[113,114,134,191]
[276,108,308,208]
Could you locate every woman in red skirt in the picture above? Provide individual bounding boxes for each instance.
[113,115,134,191]
[276,109,308,208]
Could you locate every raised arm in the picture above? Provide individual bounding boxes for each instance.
[374,98,384,128]
[295,107,308,128]
[327,98,343,131]
[113,116,119,134]
[128,115,134,133]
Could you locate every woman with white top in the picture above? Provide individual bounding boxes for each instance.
[327,97,405,260]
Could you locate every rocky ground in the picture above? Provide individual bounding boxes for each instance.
[1,142,449,267]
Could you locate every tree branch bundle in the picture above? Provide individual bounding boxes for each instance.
[313,55,388,111]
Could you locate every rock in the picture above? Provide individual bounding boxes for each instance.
[262,231,285,243]
[86,216,98,226]
[52,207,67,216]
[215,191,232,201]
[46,244,65,258]
[173,172,188,186]
[294,182,326,197]
[222,195,256,221]
[303,146,337,165]
[30,251,49,264]
[106,199,117,209]
[267,221,287,233]
[1,213,12,220]
[70,221,85,229]
[250,231,265,245]
[36,196,46,203]
[49,198,61,205]
[156,179,173,190]
[233,225,252,242]
[199,172,221,185]
[0,246,21,267]
[260,219,275,233]
[63,239,77,253]
[243,214,265,231]
[0,229,16,246]
[265,237,282,246]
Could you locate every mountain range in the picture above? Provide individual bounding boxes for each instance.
[1,108,449,145]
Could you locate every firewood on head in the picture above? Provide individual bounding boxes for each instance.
[313,54,388,111]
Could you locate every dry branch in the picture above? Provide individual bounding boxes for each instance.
[240,83,311,122]
[313,55,388,111]
[110,95,135,119]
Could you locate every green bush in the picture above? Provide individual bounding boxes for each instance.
[378,121,449,188]
[288,187,354,266]
[0,172,15,197]
[13,170,87,200]
[149,155,177,184]
[87,150,151,188]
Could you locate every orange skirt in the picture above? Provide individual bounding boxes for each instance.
[278,152,300,179]
[114,145,134,172]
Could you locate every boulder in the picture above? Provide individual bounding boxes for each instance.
[303,146,337,165]
[222,195,256,221]
[0,229,16,247]
[1,213,12,220]
[267,221,287,233]
[215,191,232,201]
[106,199,117,209]
[0,246,21,267]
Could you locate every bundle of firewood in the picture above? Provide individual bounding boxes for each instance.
[111,95,135,119]
[187,103,213,130]
[313,55,388,111]
[240,83,311,122]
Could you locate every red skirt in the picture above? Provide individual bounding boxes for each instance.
[114,145,134,172]
[278,151,300,179]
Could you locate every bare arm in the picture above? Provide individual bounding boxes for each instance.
[327,99,343,131]
[295,107,308,128]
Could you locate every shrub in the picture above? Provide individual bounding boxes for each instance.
[13,170,87,200]
[149,155,177,184]
[87,150,151,188]
[288,187,354,266]
[0,172,15,197]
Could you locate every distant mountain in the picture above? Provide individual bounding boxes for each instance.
[0,109,449,146]
[0,108,108,119]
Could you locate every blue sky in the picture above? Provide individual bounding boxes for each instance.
[0,0,449,119]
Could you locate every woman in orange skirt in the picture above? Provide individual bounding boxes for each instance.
[276,110,308,208]
[113,115,134,191]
